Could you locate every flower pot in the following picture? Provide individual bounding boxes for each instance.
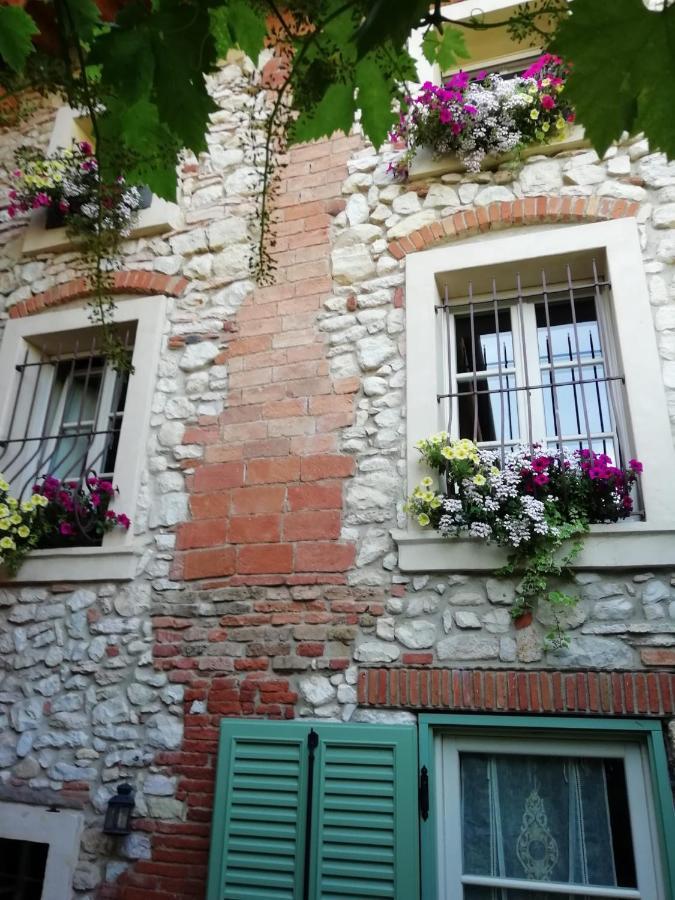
[45,203,67,230]
[514,610,533,630]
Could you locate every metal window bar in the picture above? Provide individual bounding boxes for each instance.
[0,331,132,535]
[436,260,641,514]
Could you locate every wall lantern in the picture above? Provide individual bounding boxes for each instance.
[103,783,135,835]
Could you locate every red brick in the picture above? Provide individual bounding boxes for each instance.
[641,648,675,667]
[190,492,230,520]
[237,543,293,574]
[247,456,301,484]
[295,542,355,572]
[176,520,228,550]
[228,515,281,544]
[230,485,286,515]
[300,454,355,481]
[182,547,236,580]
[402,653,433,666]
[193,462,244,492]
[283,510,341,540]
[296,642,324,657]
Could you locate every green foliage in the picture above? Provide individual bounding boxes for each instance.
[210,0,267,62]
[422,26,470,71]
[552,0,675,158]
[0,6,38,72]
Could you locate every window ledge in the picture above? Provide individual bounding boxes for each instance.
[408,125,589,181]
[21,198,181,257]
[392,522,675,572]
[0,544,143,583]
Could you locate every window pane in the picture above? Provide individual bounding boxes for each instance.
[455,309,514,375]
[458,377,520,443]
[541,365,612,439]
[460,753,636,889]
[48,360,103,480]
[536,298,602,367]
[465,889,620,900]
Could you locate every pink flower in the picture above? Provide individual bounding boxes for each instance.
[439,107,452,125]
[58,199,70,213]
[540,94,555,110]
[533,473,549,486]
[7,205,16,218]
[629,458,643,473]
[59,522,75,536]
[116,513,131,530]
[8,190,16,200]
[78,140,93,156]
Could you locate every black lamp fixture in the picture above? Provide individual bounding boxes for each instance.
[103,783,135,835]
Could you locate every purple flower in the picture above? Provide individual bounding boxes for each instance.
[629,458,643,473]
[59,522,75,536]
[116,513,131,530]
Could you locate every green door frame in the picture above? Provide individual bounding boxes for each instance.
[418,714,675,900]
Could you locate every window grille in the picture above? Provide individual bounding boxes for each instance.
[436,257,635,473]
[0,327,133,502]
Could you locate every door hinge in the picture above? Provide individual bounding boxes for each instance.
[419,765,429,821]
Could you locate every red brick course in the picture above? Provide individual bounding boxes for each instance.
[8,270,188,318]
[358,668,675,716]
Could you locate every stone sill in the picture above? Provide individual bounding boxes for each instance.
[408,125,589,181]
[392,522,675,572]
[0,544,142,583]
[21,198,181,256]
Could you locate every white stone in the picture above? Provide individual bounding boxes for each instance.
[482,609,512,634]
[394,620,436,649]
[351,709,416,724]
[499,637,517,662]
[354,641,400,663]
[657,236,675,264]
[183,254,212,279]
[170,229,208,255]
[607,156,631,176]
[333,225,382,248]
[387,210,437,239]
[376,617,395,641]
[67,589,96,612]
[9,698,43,732]
[298,675,337,706]
[207,217,248,248]
[486,579,515,605]
[473,186,515,205]
[146,714,183,749]
[143,774,176,796]
[563,165,605,186]
[437,636,499,660]
[331,246,376,284]
[121,832,152,861]
[212,243,250,280]
[519,161,562,195]
[346,193,370,225]
[423,184,461,208]
[224,167,261,196]
[454,611,482,629]
[548,636,634,668]
[392,192,422,215]
[448,587,486,605]
[92,697,131,726]
[149,492,189,528]
[179,341,219,372]
[337,684,357,704]
[592,597,634,620]
[653,204,675,229]
[362,376,387,396]
[356,335,397,370]
[458,183,479,204]
[597,181,647,201]
[642,580,671,603]
[639,156,675,188]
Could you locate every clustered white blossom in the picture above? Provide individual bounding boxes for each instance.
[458,76,532,172]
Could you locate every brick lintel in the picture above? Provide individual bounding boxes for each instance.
[357,667,674,717]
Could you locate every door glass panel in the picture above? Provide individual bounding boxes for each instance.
[460,753,637,890]
[465,889,616,900]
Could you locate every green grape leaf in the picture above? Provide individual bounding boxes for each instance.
[0,6,38,72]
[210,0,266,62]
[88,27,155,104]
[62,0,102,41]
[422,26,470,71]
[356,54,396,149]
[551,0,675,158]
[290,81,356,145]
[356,0,430,56]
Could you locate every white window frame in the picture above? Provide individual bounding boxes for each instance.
[21,107,181,256]
[393,218,675,570]
[0,294,167,582]
[434,734,666,899]
[0,801,84,900]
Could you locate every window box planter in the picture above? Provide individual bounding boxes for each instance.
[408,124,589,181]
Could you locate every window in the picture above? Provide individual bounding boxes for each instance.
[397,219,675,570]
[0,326,134,502]
[437,256,631,472]
[0,838,49,900]
[22,107,179,256]
[0,295,166,581]
[420,717,675,900]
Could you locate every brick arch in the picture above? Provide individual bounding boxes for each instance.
[8,270,189,319]
[387,194,640,261]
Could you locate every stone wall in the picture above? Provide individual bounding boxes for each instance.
[1,54,675,900]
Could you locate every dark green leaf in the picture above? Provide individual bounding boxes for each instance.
[422,26,470,71]
[211,0,266,62]
[0,6,38,72]
[356,55,396,149]
[89,28,155,104]
[62,0,102,42]
[356,0,429,56]
[290,81,355,144]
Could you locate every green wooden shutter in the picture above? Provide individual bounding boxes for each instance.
[207,720,420,900]
[207,721,309,900]
[310,723,420,900]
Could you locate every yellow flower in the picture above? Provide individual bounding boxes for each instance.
[455,448,468,460]
[555,83,564,93]
[0,505,7,518]
[0,519,9,531]
[417,513,430,527]
[0,478,9,491]
[556,118,566,130]
[441,446,456,460]
[9,514,21,526]
[423,491,434,503]
[21,500,33,512]
[528,84,537,94]
[541,78,551,88]
[530,109,540,120]
[472,474,487,486]
[17,526,30,539]
[7,498,17,508]
[0,536,16,550]
[421,476,433,487]
[430,497,441,509]
[490,466,500,476]
[541,122,550,133]
[31,494,49,507]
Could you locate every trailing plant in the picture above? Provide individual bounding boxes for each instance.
[388,54,575,176]
[0,472,130,576]
[405,436,642,648]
